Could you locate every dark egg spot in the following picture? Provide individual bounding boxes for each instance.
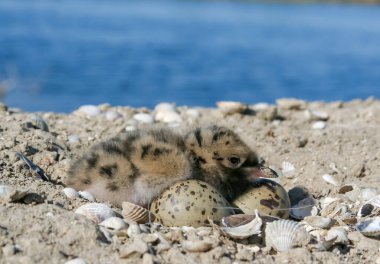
[190,191,195,195]
[212,208,218,213]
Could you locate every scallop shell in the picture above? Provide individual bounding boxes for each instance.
[122,201,154,224]
[265,220,310,252]
[221,210,263,239]
[356,217,380,237]
[30,114,49,131]
[75,203,115,223]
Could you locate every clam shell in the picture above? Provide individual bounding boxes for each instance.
[99,217,127,231]
[122,201,154,224]
[221,210,263,239]
[265,220,310,252]
[304,216,333,229]
[356,217,380,237]
[30,114,49,131]
[78,191,96,202]
[75,203,115,223]
[326,227,349,244]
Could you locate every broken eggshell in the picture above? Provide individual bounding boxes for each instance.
[150,180,234,227]
[232,179,291,219]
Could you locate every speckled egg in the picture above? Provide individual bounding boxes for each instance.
[150,180,234,227]
[232,179,291,219]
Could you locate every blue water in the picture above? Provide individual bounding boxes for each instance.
[0,0,380,113]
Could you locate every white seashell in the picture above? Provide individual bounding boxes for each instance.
[65,258,88,264]
[216,101,247,114]
[104,111,122,121]
[221,210,262,239]
[304,216,333,229]
[186,109,200,118]
[290,197,318,220]
[62,188,79,199]
[359,188,378,202]
[30,114,49,131]
[312,121,327,130]
[356,217,380,237]
[155,110,182,123]
[122,202,154,224]
[182,240,213,252]
[281,161,295,174]
[326,227,349,244]
[322,174,339,187]
[133,113,154,124]
[76,105,101,117]
[265,220,310,252]
[99,217,127,231]
[0,185,27,202]
[68,135,81,144]
[125,126,136,131]
[305,109,329,121]
[127,223,142,237]
[75,203,115,223]
[78,191,95,202]
[154,102,176,112]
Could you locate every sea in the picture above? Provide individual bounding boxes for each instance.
[0,0,379,113]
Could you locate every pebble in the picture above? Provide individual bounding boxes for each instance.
[65,258,88,264]
[186,109,201,118]
[78,191,96,202]
[76,105,101,117]
[133,113,154,124]
[322,174,339,187]
[62,188,80,199]
[312,121,327,130]
[119,239,148,258]
[182,240,213,252]
[155,110,182,123]
[68,135,81,144]
[99,217,127,231]
[305,109,329,121]
[216,101,247,114]
[253,102,270,110]
[104,111,122,121]
[127,223,142,237]
[154,102,176,112]
[125,126,136,131]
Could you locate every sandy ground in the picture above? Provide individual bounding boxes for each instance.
[0,98,379,264]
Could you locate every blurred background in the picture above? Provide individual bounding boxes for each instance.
[0,0,379,113]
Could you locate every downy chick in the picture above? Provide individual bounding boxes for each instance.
[184,125,260,201]
[66,127,193,207]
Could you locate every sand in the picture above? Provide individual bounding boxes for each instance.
[0,98,379,264]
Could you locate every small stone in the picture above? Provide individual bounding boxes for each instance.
[68,135,81,144]
[63,188,79,199]
[216,101,247,114]
[75,105,101,117]
[186,109,201,118]
[2,244,16,256]
[182,240,213,253]
[312,121,327,130]
[133,113,154,124]
[65,258,88,264]
[127,223,142,237]
[305,109,329,121]
[154,102,176,112]
[0,103,8,112]
[125,126,136,131]
[276,98,307,110]
[119,239,148,258]
[142,253,154,264]
[155,110,182,123]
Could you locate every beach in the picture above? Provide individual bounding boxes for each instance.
[0,98,379,263]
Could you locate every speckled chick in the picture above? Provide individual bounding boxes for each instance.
[66,127,193,207]
[184,125,259,201]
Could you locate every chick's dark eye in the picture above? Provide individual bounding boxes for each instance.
[228,156,240,165]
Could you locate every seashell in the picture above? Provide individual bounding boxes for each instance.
[127,223,142,237]
[305,109,329,121]
[65,258,88,264]
[222,213,279,228]
[155,110,182,123]
[68,135,81,144]
[140,233,159,244]
[122,202,154,224]
[314,234,337,251]
[186,109,200,118]
[30,114,49,131]
[304,216,333,229]
[99,217,127,231]
[356,217,380,237]
[281,161,295,174]
[0,185,28,202]
[98,226,113,243]
[312,121,327,130]
[320,197,341,210]
[322,174,339,187]
[133,113,154,124]
[62,188,79,199]
[78,191,96,202]
[290,197,318,220]
[104,110,122,121]
[216,101,248,114]
[75,203,115,223]
[154,102,176,112]
[265,219,310,252]
[358,204,375,218]
[182,240,213,252]
[221,210,262,239]
[359,188,378,202]
[326,227,349,245]
[76,105,101,117]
